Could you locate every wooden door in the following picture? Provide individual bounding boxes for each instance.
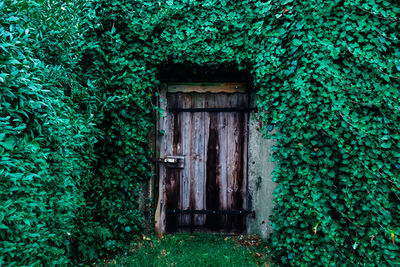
[155,83,249,234]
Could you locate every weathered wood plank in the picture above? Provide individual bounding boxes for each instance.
[189,94,206,227]
[180,94,192,226]
[205,111,220,228]
[202,110,210,226]
[165,108,184,232]
[168,83,246,94]
[241,112,248,207]
[155,86,168,236]
[204,94,223,229]
[226,111,236,232]
[167,93,249,109]
[164,100,179,232]
[218,109,229,228]
[221,93,249,232]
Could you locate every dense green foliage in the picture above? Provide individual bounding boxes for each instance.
[1,0,146,265]
[0,0,95,265]
[259,2,400,265]
[1,0,399,265]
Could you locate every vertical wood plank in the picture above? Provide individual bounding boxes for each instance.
[226,94,248,232]
[180,93,192,227]
[218,107,229,229]
[226,111,236,232]
[155,86,168,236]
[240,112,248,231]
[189,94,206,227]
[164,109,182,233]
[230,94,241,231]
[164,103,178,233]
[205,111,220,229]
[199,94,207,226]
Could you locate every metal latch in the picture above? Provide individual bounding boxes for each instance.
[164,158,178,163]
[152,156,185,169]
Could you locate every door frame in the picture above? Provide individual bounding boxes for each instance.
[154,82,249,236]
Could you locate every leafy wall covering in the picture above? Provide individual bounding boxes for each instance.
[1,0,399,265]
[1,0,95,265]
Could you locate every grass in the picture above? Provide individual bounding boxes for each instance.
[102,233,271,267]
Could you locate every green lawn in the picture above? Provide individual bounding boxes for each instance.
[103,234,271,267]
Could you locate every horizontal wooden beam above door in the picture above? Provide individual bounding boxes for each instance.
[167,82,247,93]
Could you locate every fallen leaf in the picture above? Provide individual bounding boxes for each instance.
[283,7,289,14]
[313,223,319,235]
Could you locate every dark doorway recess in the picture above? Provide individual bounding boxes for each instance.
[157,63,252,83]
